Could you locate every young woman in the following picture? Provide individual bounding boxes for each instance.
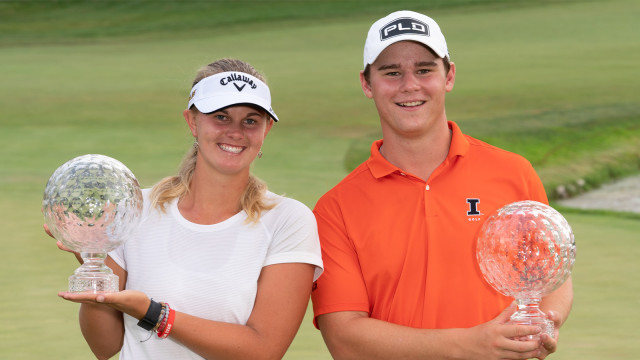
[52,58,323,360]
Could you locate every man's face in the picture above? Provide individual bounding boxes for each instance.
[360,41,455,139]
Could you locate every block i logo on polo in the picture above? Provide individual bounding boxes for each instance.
[219,72,258,92]
[467,198,482,221]
[379,17,429,40]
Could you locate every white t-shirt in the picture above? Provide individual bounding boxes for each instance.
[109,189,323,359]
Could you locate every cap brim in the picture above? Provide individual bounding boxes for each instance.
[193,94,279,122]
[365,36,449,68]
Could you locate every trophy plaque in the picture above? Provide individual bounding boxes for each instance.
[477,200,575,339]
[43,154,143,293]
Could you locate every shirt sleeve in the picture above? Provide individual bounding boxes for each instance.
[263,197,324,282]
[525,161,549,204]
[107,188,152,272]
[108,243,126,270]
[311,192,370,328]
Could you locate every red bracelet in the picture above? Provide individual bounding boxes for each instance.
[158,308,175,339]
[155,303,170,334]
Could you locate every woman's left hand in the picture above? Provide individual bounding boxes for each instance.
[59,290,151,320]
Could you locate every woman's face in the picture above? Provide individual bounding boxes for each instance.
[184,105,274,177]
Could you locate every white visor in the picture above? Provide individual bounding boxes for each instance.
[187,71,279,122]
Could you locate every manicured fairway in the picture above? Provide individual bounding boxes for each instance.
[1,0,638,358]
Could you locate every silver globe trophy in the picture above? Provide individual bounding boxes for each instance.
[477,200,575,340]
[43,154,143,293]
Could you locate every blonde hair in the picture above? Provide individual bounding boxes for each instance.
[150,58,275,223]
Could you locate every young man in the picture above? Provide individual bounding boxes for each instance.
[311,10,573,360]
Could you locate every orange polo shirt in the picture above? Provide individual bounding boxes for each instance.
[312,121,548,329]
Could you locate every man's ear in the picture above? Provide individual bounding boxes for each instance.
[445,61,456,93]
[360,70,374,99]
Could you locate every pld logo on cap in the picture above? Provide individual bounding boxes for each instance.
[379,17,429,40]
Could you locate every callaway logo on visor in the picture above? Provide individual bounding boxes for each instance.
[379,17,429,40]
[219,72,258,92]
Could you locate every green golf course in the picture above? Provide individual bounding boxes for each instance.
[1,0,638,358]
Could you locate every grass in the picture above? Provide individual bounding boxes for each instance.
[1,0,639,358]
[548,211,640,360]
[0,0,579,46]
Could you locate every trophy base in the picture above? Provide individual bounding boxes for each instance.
[69,273,119,293]
[68,252,119,293]
[507,297,555,341]
[508,315,554,341]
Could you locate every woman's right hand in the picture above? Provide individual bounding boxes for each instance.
[44,223,83,263]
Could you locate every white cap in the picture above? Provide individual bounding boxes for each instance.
[363,10,449,69]
[187,71,279,122]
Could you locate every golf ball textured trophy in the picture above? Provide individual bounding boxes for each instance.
[43,154,143,293]
[477,201,575,339]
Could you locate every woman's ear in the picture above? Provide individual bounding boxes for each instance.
[183,109,198,137]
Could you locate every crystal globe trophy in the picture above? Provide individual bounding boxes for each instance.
[43,154,143,293]
[476,201,575,339]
